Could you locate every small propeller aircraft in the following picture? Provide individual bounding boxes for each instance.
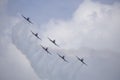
[48,37,59,47]
[57,53,69,62]
[21,15,33,24]
[76,56,87,66]
[40,45,52,55]
[31,31,41,40]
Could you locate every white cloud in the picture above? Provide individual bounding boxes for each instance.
[43,0,120,52]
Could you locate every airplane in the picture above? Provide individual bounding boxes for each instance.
[21,15,33,24]
[76,56,87,66]
[31,31,42,40]
[48,37,59,47]
[40,45,52,55]
[57,53,68,62]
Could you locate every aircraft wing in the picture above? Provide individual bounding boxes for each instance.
[31,31,35,35]
[46,50,52,55]
[21,15,26,19]
[63,58,69,63]
[57,53,62,58]
[40,45,46,50]
[36,36,42,40]
[76,56,80,60]
[82,61,87,66]
[53,42,59,47]
[48,37,53,42]
[28,20,33,24]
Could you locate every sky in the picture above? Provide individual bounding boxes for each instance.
[0,0,120,80]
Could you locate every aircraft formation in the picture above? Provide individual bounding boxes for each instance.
[22,15,87,66]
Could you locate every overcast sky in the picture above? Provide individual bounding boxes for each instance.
[0,0,120,80]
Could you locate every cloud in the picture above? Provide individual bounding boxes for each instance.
[0,0,40,80]
[42,0,120,52]
[11,0,120,80]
